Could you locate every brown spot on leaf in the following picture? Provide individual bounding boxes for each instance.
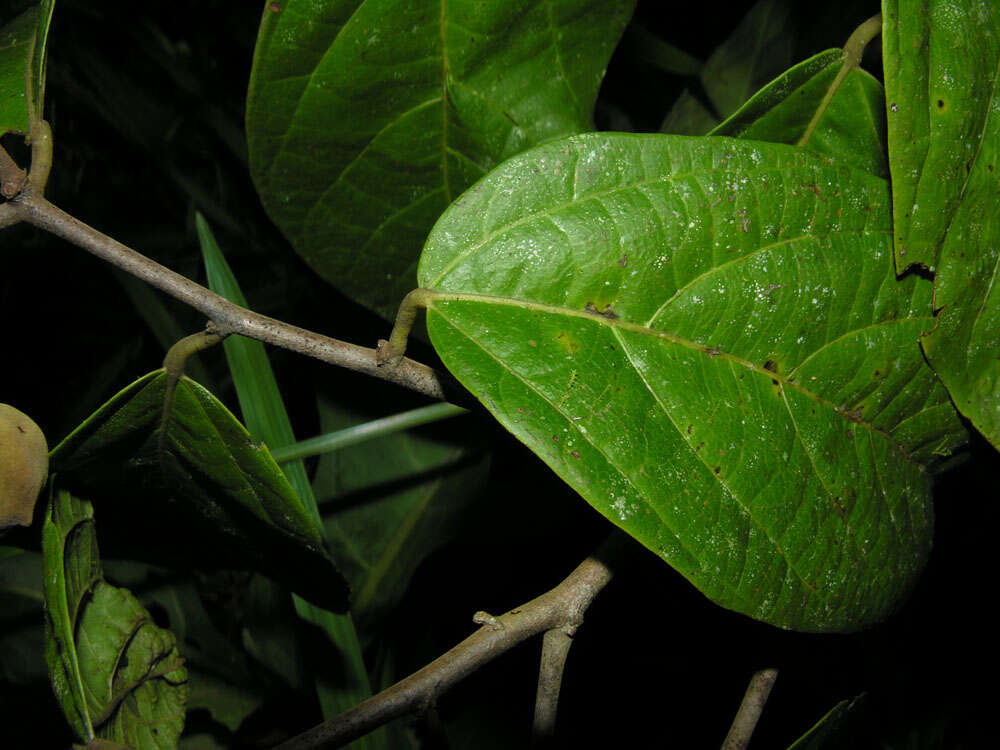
[584,302,619,319]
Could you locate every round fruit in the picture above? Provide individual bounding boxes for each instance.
[0,404,48,528]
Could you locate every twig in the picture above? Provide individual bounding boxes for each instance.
[530,628,574,747]
[275,534,632,750]
[0,140,460,403]
[720,668,779,750]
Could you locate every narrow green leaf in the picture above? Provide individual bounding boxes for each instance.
[270,402,467,463]
[313,394,488,626]
[883,0,1000,272]
[0,0,52,135]
[662,0,794,135]
[42,488,187,748]
[786,695,865,749]
[48,371,348,611]
[418,133,966,632]
[246,0,636,320]
[197,214,377,738]
[713,49,888,178]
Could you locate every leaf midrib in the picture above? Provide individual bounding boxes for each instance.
[426,290,920,464]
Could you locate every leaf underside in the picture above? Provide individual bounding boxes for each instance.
[419,133,965,632]
[246,0,636,320]
[49,371,348,611]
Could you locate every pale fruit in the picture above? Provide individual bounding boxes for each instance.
[0,404,48,528]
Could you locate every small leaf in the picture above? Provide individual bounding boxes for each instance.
[883,0,1000,272]
[0,0,53,135]
[713,49,888,178]
[661,0,795,135]
[49,371,348,611]
[246,0,636,320]
[418,133,965,632]
[43,488,187,748]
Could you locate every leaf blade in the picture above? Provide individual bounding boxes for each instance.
[42,488,187,748]
[246,0,636,320]
[419,133,965,631]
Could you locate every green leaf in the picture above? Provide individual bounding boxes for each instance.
[713,49,888,178]
[661,0,794,135]
[196,213,376,735]
[246,0,636,320]
[49,371,349,611]
[313,393,488,627]
[883,0,1000,273]
[0,0,53,135]
[417,133,966,632]
[886,1,1000,449]
[786,695,865,749]
[42,488,187,748]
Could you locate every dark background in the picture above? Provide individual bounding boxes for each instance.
[1,0,993,747]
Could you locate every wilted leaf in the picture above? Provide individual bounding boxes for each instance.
[713,49,887,178]
[43,488,187,748]
[246,0,636,320]
[49,371,348,611]
[416,133,965,632]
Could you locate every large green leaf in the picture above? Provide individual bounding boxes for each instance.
[246,0,636,320]
[883,0,1000,272]
[661,0,794,136]
[0,0,53,135]
[713,49,888,178]
[43,488,187,748]
[884,1,1000,449]
[49,371,349,611]
[416,133,966,632]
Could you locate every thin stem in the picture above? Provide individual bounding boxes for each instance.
[160,328,226,437]
[530,629,574,747]
[270,402,467,463]
[5,190,461,404]
[275,533,634,750]
[720,668,779,750]
[797,14,882,148]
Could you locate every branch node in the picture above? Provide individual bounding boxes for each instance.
[472,610,505,631]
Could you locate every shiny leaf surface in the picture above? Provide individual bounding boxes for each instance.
[714,49,888,178]
[418,133,965,632]
[883,0,1000,272]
